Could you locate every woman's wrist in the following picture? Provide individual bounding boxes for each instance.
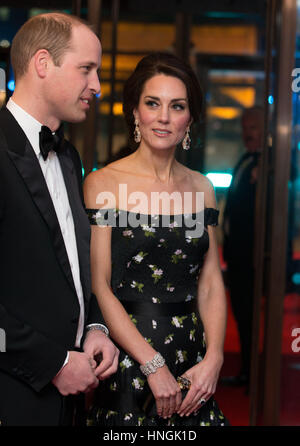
[204,349,224,367]
[140,352,166,376]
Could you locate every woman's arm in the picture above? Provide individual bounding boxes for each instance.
[178,177,227,417]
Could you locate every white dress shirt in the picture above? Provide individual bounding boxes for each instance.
[6,99,85,349]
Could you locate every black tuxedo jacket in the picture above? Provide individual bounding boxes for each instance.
[0,108,102,425]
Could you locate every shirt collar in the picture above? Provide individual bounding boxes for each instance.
[6,98,43,158]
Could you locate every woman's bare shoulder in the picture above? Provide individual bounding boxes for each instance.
[84,156,136,208]
[187,168,216,207]
[84,166,112,191]
[83,166,116,207]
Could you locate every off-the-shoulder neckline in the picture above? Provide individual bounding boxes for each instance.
[86,207,219,217]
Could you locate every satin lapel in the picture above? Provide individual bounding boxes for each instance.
[58,145,91,303]
[0,109,77,294]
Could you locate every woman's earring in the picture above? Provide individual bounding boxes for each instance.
[182,127,191,150]
[134,119,141,143]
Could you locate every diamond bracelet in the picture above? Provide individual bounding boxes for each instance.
[85,323,109,337]
[140,352,165,376]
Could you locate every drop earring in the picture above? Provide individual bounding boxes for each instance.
[182,127,191,150]
[134,119,141,143]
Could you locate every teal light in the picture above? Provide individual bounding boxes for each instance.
[82,167,85,178]
[7,80,15,91]
[292,273,300,285]
[206,173,232,188]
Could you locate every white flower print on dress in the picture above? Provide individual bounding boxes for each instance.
[123,229,134,238]
[120,355,134,372]
[166,283,175,292]
[152,320,157,329]
[171,315,187,328]
[154,269,163,276]
[175,349,187,364]
[106,410,118,419]
[130,280,144,292]
[185,294,193,301]
[189,264,199,274]
[110,382,117,391]
[151,297,161,303]
[93,210,104,226]
[138,416,146,426]
[133,251,148,263]
[171,250,187,264]
[132,377,145,390]
[148,265,163,283]
[124,413,133,421]
[141,225,156,237]
[164,334,174,344]
[190,329,196,341]
[197,352,203,362]
[157,238,167,248]
[169,221,179,229]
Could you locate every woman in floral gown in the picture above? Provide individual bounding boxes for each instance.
[84,53,228,426]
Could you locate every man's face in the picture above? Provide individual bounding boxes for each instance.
[44,24,101,125]
[242,113,263,153]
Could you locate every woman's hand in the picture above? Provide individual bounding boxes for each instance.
[177,354,223,417]
[147,365,182,419]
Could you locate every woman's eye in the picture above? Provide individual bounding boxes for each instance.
[173,103,185,110]
[145,100,158,107]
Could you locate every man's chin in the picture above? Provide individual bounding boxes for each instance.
[67,112,88,124]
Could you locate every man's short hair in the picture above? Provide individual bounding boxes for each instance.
[11,12,91,82]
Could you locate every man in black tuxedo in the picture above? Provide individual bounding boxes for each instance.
[0,13,119,425]
[222,106,263,387]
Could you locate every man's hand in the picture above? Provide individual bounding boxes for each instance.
[52,351,99,396]
[83,329,119,380]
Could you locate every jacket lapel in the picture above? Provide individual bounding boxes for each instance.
[0,109,77,295]
[58,146,91,303]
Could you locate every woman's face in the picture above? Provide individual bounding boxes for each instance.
[134,73,192,152]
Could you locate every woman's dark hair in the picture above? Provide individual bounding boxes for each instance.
[122,52,203,147]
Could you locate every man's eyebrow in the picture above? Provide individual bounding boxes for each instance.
[80,61,99,67]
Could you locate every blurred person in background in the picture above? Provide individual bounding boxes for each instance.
[222,106,263,388]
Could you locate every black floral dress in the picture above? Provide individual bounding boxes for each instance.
[86,207,227,426]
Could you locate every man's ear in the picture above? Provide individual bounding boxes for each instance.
[34,49,52,78]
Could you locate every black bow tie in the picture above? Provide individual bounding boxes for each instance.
[39,124,64,160]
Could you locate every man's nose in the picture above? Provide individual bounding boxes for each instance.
[90,71,101,96]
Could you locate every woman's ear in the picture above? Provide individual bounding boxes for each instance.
[34,49,51,78]
[133,109,138,122]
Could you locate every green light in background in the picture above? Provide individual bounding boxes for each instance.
[206,173,232,188]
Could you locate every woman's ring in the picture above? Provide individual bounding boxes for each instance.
[177,376,191,390]
[199,398,206,405]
